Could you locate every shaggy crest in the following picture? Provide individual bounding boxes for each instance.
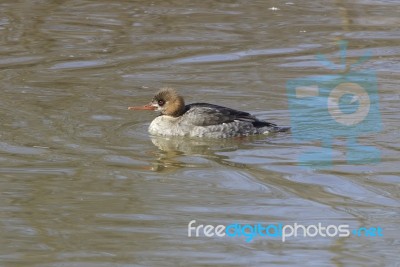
[153,88,185,117]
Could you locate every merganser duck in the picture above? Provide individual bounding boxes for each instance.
[128,88,289,138]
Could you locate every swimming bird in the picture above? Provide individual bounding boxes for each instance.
[128,88,289,138]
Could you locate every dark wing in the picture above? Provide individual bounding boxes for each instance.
[183,103,276,127]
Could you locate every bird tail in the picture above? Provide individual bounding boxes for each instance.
[253,120,290,133]
[270,126,291,133]
[261,125,291,135]
[252,120,277,128]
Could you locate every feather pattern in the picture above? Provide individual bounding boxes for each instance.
[183,103,277,128]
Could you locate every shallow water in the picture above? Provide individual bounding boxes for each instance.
[0,0,399,266]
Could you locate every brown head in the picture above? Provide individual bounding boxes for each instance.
[128,88,185,117]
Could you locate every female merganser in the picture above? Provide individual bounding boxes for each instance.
[128,88,289,138]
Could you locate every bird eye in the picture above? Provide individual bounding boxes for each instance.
[158,100,165,106]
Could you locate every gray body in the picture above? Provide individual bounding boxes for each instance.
[148,103,286,138]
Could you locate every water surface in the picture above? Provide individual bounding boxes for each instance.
[0,0,399,266]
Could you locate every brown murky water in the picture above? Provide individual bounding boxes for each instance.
[0,0,399,266]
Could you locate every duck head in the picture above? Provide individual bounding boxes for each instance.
[128,88,185,117]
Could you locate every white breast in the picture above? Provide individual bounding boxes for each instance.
[148,116,189,136]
